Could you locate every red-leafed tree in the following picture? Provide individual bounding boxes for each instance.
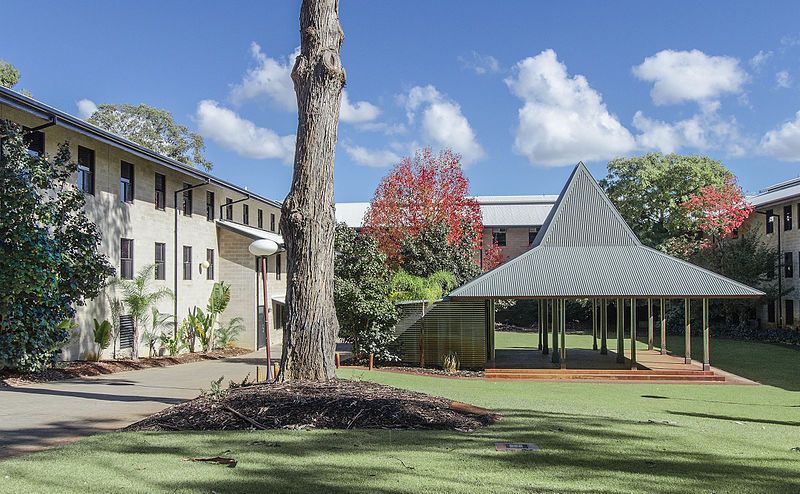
[482,242,506,272]
[364,147,483,263]
[682,178,753,248]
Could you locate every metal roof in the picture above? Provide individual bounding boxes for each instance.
[0,86,282,209]
[216,220,285,246]
[450,163,764,299]
[748,176,800,208]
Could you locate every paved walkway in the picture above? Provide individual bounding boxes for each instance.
[0,351,268,459]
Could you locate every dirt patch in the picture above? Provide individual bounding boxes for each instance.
[125,379,500,432]
[0,348,251,387]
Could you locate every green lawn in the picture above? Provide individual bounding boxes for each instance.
[1,337,799,494]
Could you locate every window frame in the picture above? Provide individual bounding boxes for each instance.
[120,238,134,280]
[77,146,95,195]
[786,299,795,326]
[154,173,166,210]
[270,213,276,232]
[120,161,134,203]
[492,228,507,247]
[182,184,193,217]
[528,227,540,246]
[23,128,45,156]
[785,251,794,278]
[766,209,774,234]
[206,249,215,280]
[206,191,215,222]
[225,198,233,220]
[276,253,282,280]
[154,242,166,280]
[784,205,793,231]
[258,209,264,229]
[243,204,250,225]
[182,245,192,280]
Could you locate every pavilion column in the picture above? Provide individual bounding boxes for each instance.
[702,299,710,371]
[560,299,567,369]
[600,299,608,355]
[542,299,549,355]
[660,298,667,355]
[647,299,654,351]
[684,298,692,364]
[630,298,637,370]
[616,298,625,364]
[592,299,598,351]
[552,299,560,364]
[538,300,543,350]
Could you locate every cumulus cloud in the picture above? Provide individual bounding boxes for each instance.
[632,105,747,156]
[340,91,380,124]
[77,99,97,119]
[632,49,747,105]
[776,70,792,88]
[403,85,484,164]
[504,49,635,166]
[230,42,298,111]
[195,100,295,163]
[458,51,501,75]
[343,143,402,168]
[760,111,800,161]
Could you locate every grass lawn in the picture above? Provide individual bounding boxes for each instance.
[1,336,799,493]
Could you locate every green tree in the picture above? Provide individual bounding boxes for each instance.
[88,103,212,170]
[600,153,733,251]
[399,222,481,285]
[0,121,114,371]
[334,224,399,362]
[115,264,173,359]
[389,269,456,303]
[0,60,20,89]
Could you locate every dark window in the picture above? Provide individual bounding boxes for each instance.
[120,238,134,280]
[243,204,250,225]
[24,129,45,156]
[258,209,264,229]
[766,209,774,234]
[731,228,739,239]
[768,300,776,323]
[785,252,794,278]
[182,183,193,216]
[206,249,215,280]
[154,242,166,280]
[225,198,233,220]
[183,246,192,280]
[276,253,282,280]
[492,228,507,247]
[120,161,134,203]
[154,173,166,210]
[786,299,795,326]
[528,227,540,245]
[77,146,95,195]
[270,213,276,232]
[206,191,215,221]
[785,205,793,231]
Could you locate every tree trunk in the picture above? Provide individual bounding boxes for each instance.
[280,0,344,381]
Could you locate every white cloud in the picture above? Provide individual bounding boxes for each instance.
[776,70,792,88]
[458,51,501,75]
[403,85,484,164]
[632,107,747,156]
[343,143,402,168]
[195,100,295,163]
[230,42,298,111]
[77,99,97,119]
[340,91,380,124]
[749,50,773,70]
[505,49,635,166]
[632,49,747,105]
[760,111,800,161]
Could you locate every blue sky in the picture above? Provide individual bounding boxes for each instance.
[4,1,800,202]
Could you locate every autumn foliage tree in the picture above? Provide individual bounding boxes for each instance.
[482,242,506,271]
[363,148,483,283]
[682,179,753,247]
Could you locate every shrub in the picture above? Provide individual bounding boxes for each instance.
[216,317,244,348]
[442,352,460,373]
[92,319,112,358]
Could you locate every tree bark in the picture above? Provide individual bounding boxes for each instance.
[280,0,344,381]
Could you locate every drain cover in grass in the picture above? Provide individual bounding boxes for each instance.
[495,442,539,452]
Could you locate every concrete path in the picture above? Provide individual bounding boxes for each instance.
[0,351,269,459]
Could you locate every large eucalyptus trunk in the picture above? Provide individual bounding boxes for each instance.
[279,0,344,381]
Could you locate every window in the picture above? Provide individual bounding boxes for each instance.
[786,299,795,326]
[225,198,233,220]
[182,184,193,216]
[276,253,282,280]
[785,205,793,231]
[206,191,215,221]
[270,213,276,232]
[206,249,215,280]
[768,300,776,323]
[23,129,44,156]
[258,209,264,229]
[731,228,739,239]
[120,161,134,203]
[182,246,192,280]
[154,173,166,210]
[243,204,250,225]
[77,146,95,195]
[492,228,507,247]
[120,238,134,280]
[785,252,794,278]
[154,243,166,280]
[766,209,774,234]
[528,227,540,245]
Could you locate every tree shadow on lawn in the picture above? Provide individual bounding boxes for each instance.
[7,409,798,494]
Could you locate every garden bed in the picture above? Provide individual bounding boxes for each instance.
[343,364,484,379]
[0,347,251,387]
[125,379,500,432]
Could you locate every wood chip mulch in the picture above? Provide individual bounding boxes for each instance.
[0,348,251,387]
[125,379,501,433]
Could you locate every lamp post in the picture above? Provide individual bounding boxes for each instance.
[756,210,782,327]
[249,238,280,380]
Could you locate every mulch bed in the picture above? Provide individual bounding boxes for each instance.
[346,365,484,379]
[125,379,500,433]
[0,348,251,387]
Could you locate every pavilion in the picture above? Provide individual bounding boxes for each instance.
[441,162,764,371]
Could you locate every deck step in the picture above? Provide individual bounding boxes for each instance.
[484,372,724,381]
[485,368,714,376]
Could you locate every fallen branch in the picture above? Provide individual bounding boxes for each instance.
[224,405,267,430]
[185,456,237,467]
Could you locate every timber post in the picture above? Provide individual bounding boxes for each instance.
[684,298,692,364]
[552,298,560,364]
[592,299,598,351]
[647,298,654,351]
[560,299,567,369]
[702,298,710,371]
[660,298,667,355]
[616,298,625,364]
[600,298,608,355]
[630,298,637,370]
[542,299,549,355]
[538,299,543,350]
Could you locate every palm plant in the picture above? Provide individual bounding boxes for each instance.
[215,317,244,349]
[206,281,231,349]
[117,264,173,359]
[141,308,173,358]
[92,319,112,360]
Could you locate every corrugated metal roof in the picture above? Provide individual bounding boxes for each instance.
[216,220,284,245]
[450,163,765,299]
[748,176,800,207]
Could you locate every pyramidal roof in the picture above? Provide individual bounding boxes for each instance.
[449,163,764,299]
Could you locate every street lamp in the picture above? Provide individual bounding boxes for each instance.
[756,210,782,327]
[248,238,281,380]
